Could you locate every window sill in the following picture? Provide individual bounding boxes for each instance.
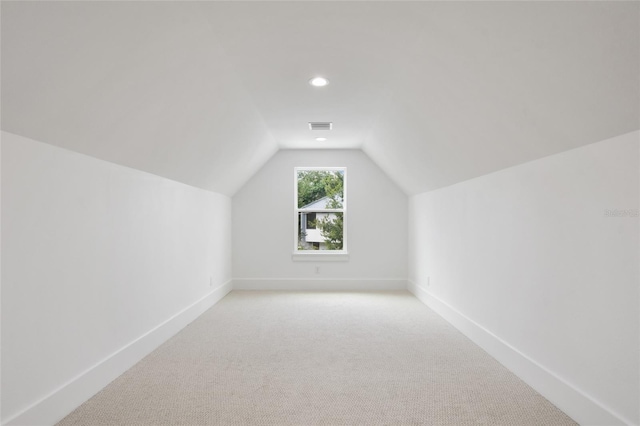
[292,252,350,262]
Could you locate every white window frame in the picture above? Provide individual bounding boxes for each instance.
[292,167,349,262]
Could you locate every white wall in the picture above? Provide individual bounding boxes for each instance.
[233,149,407,289]
[408,131,639,425]
[1,132,232,424]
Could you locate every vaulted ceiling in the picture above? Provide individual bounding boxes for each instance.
[2,1,638,195]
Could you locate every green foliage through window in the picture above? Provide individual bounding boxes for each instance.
[317,213,343,250]
[297,170,344,208]
[296,169,345,251]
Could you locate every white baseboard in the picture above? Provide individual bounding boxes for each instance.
[233,278,407,291]
[3,280,233,426]
[407,280,631,426]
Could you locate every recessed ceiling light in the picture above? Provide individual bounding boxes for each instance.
[309,77,329,87]
[315,137,327,142]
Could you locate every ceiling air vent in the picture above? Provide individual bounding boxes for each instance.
[309,122,332,131]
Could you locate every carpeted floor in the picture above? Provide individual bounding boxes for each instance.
[58,291,576,425]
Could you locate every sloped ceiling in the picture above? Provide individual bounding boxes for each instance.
[2,1,638,196]
[1,1,278,195]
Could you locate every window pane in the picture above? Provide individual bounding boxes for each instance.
[306,212,316,229]
[297,170,344,209]
[298,211,343,251]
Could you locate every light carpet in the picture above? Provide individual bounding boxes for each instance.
[58,291,576,425]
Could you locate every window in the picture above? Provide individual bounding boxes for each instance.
[294,167,347,257]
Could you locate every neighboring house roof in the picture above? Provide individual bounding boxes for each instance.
[300,196,342,210]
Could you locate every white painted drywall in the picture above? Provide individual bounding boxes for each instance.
[409,131,639,424]
[1,132,232,423]
[233,150,407,286]
[2,2,279,196]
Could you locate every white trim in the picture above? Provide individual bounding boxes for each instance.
[3,280,233,426]
[407,280,631,426]
[292,252,350,262]
[233,278,407,291]
[298,208,344,213]
[293,166,345,172]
